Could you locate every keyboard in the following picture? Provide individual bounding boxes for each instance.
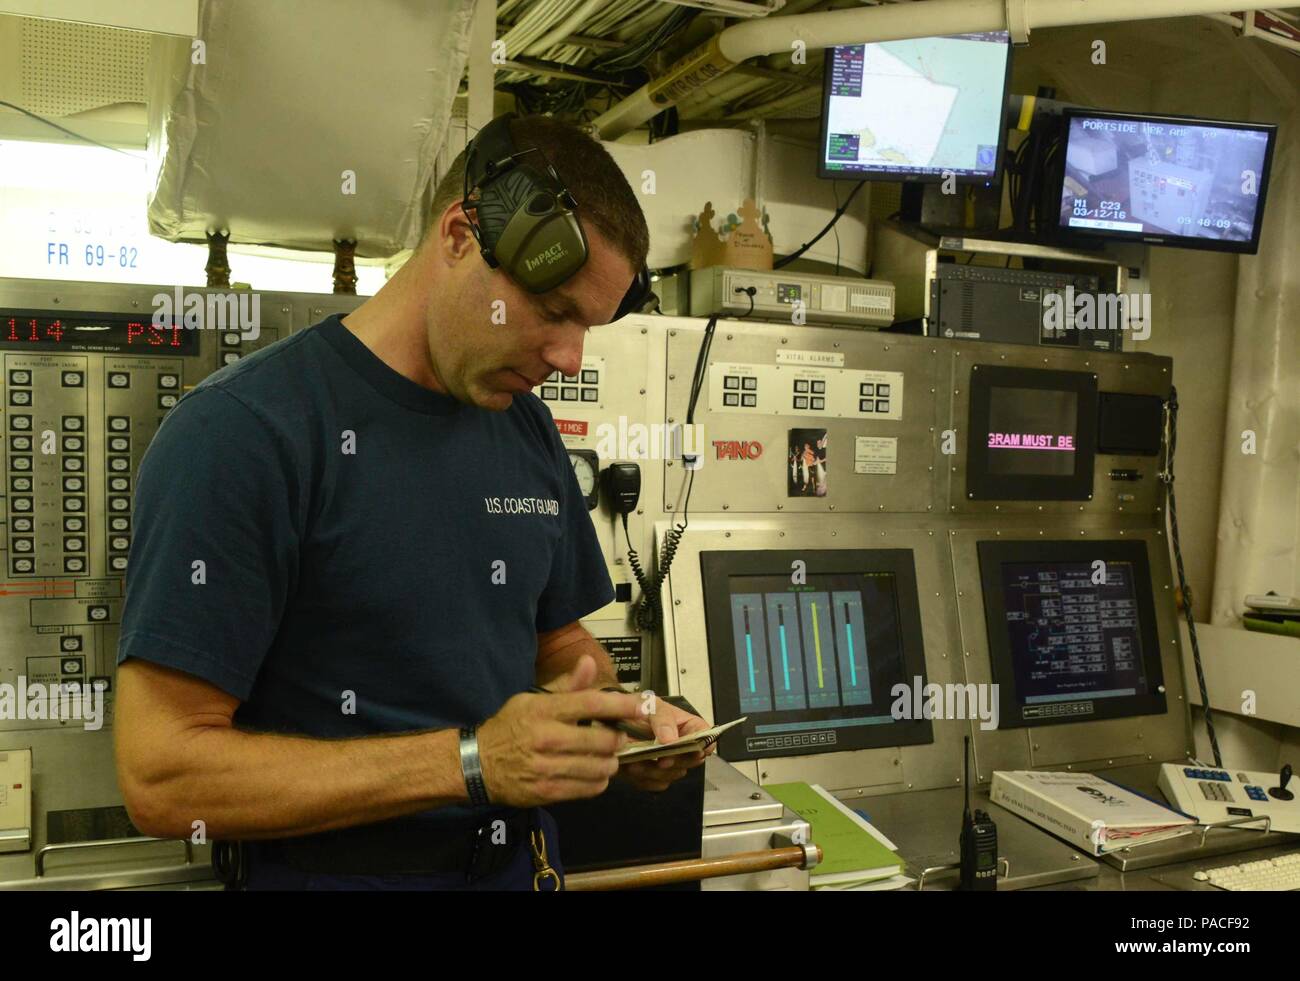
[1194,852,1300,891]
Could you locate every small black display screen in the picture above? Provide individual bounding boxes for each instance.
[986,386,1078,476]
[966,365,1097,501]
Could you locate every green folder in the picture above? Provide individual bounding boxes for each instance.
[1243,614,1300,638]
[766,782,901,884]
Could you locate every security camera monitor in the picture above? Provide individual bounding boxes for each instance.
[819,31,1012,184]
[965,365,1097,501]
[1056,109,1277,254]
[978,539,1168,730]
[701,549,931,763]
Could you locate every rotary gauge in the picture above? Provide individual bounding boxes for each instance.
[568,449,600,510]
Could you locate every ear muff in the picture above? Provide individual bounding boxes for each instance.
[462,115,588,294]
[462,113,654,317]
[479,166,589,294]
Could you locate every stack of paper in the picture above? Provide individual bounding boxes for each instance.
[991,770,1196,856]
[615,717,745,763]
[765,782,903,889]
[814,874,916,891]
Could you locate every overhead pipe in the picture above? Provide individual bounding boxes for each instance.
[525,0,606,56]
[593,0,1261,139]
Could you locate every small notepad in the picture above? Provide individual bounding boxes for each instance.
[616,717,747,763]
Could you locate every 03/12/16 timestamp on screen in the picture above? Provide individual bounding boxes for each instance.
[45,242,139,268]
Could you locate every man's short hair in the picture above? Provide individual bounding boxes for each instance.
[428,114,650,275]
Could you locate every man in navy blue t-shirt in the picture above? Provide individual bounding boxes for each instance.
[113,116,709,889]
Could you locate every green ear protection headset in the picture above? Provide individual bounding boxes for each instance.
[460,113,654,322]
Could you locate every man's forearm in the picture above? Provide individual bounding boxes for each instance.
[122,726,468,841]
[536,632,620,689]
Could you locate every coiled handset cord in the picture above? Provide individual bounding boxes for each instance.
[625,312,721,631]
[624,501,686,632]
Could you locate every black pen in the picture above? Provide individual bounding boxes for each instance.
[527,685,648,739]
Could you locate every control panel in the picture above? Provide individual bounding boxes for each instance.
[1,338,276,726]
[707,362,903,421]
[537,356,606,406]
[0,278,364,883]
[1158,763,1300,834]
[689,266,895,327]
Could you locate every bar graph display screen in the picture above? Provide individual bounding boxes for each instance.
[702,550,931,762]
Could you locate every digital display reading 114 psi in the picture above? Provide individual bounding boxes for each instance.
[1,311,199,354]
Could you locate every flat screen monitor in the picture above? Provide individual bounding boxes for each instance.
[1055,109,1277,253]
[701,549,931,763]
[978,539,1168,729]
[965,365,1097,501]
[818,31,1012,184]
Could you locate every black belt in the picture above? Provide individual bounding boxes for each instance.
[231,810,535,881]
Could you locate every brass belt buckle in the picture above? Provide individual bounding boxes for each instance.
[529,827,561,892]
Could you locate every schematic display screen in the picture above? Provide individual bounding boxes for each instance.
[977,540,1168,728]
[986,386,1077,476]
[1001,560,1148,702]
[0,310,199,354]
[702,550,932,761]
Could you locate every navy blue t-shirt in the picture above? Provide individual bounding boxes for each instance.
[118,315,613,826]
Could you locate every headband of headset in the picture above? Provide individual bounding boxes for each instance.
[461,114,654,322]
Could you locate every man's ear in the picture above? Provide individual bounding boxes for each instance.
[436,201,480,266]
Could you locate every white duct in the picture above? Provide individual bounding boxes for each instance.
[595,0,1259,139]
[147,0,477,257]
[601,125,870,273]
[603,128,757,270]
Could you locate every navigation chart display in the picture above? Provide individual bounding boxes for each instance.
[820,32,1011,182]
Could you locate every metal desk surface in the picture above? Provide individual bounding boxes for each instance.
[855,763,1298,891]
[3,761,1292,892]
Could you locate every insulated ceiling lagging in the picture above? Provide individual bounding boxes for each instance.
[146,0,477,257]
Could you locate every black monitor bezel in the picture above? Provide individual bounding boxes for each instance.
[965,364,1098,501]
[977,538,1168,730]
[817,31,1013,186]
[700,548,932,763]
[1051,107,1278,255]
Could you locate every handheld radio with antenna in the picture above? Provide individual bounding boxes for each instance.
[959,735,998,890]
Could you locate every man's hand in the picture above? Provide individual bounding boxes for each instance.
[476,655,641,808]
[617,696,714,793]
